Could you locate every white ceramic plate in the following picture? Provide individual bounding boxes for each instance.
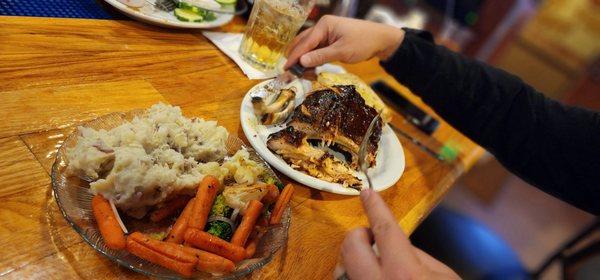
[240,79,405,195]
[103,0,234,29]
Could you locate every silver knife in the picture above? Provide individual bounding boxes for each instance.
[269,64,317,90]
[388,123,446,162]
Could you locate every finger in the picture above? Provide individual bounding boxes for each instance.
[360,188,420,271]
[298,44,341,68]
[413,246,459,278]
[284,24,328,69]
[341,227,381,279]
[285,27,313,57]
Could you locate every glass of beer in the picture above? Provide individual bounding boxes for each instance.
[239,0,315,70]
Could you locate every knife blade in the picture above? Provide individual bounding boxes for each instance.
[388,123,446,162]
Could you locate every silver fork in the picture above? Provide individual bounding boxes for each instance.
[357,113,381,190]
[337,114,381,280]
[146,0,177,11]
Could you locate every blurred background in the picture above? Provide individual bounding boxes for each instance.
[307,0,600,279]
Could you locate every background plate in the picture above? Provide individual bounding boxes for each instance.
[103,0,234,29]
[240,79,405,195]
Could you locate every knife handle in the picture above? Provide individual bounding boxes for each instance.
[289,63,306,77]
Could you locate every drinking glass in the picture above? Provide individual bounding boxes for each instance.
[239,0,315,70]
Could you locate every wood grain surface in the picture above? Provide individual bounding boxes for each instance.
[0,16,482,279]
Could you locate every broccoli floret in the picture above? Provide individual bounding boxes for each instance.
[206,220,233,241]
[209,194,232,217]
[148,231,168,241]
[264,176,285,191]
[205,194,234,241]
[264,176,275,185]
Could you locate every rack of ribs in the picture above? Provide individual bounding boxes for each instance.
[266,85,382,187]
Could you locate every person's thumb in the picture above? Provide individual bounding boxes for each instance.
[359,188,420,272]
[299,46,339,68]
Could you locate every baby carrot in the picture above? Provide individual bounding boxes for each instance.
[166,198,196,244]
[181,246,236,274]
[128,232,197,264]
[260,184,280,205]
[231,200,263,247]
[91,194,126,250]
[126,238,194,277]
[150,196,192,222]
[188,176,220,230]
[184,228,246,262]
[269,184,294,225]
[244,230,260,259]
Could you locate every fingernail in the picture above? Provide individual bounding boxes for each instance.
[360,188,372,202]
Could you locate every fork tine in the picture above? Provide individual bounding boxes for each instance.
[146,0,177,11]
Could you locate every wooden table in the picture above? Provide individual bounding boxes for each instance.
[0,16,483,279]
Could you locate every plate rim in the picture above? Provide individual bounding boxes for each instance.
[240,79,405,196]
[102,0,235,29]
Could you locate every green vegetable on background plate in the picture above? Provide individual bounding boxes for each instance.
[174,8,204,22]
[215,0,236,5]
[174,2,217,22]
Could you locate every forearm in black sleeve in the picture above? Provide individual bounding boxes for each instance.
[381,29,600,215]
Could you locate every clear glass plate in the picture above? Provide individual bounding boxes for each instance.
[50,110,291,279]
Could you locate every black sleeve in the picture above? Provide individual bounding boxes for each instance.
[381,29,600,215]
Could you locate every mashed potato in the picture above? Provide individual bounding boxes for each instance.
[66,103,264,217]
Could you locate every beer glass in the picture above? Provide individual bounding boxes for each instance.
[239,0,315,70]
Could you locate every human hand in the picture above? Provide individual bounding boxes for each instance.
[336,188,460,279]
[284,15,405,69]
